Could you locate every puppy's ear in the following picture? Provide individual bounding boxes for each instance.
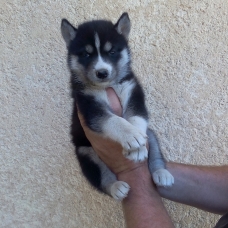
[61,19,77,48]
[115,12,131,40]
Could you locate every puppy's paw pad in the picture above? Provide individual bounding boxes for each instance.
[110,181,130,201]
[152,169,174,187]
[125,146,148,162]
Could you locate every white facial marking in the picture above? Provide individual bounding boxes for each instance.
[69,55,85,83]
[95,56,112,74]
[69,55,80,71]
[94,33,100,51]
[94,33,112,77]
[117,48,130,79]
[104,42,112,52]
[85,45,93,53]
[119,48,130,68]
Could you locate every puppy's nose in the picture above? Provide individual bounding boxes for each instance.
[96,69,108,79]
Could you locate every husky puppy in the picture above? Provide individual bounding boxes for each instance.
[61,13,174,200]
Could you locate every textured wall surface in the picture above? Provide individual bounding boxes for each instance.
[1,0,227,227]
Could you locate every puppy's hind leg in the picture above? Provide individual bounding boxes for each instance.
[77,147,130,200]
[147,129,174,187]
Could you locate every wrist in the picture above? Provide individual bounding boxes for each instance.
[117,163,158,198]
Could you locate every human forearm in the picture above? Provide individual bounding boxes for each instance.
[158,162,228,214]
[119,165,174,228]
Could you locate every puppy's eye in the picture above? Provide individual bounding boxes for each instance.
[81,52,90,58]
[109,50,115,56]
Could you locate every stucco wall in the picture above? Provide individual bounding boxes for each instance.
[1,0,227,227]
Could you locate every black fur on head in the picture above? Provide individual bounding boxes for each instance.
[61,13,131,49]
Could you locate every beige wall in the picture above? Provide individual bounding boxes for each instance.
[1,0,227,227]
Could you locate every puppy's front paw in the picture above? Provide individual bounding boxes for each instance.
[124,145,148,162]
[110,181,130,201]
[152,169,174,187]
[120,128,147,154]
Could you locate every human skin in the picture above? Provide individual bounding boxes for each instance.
[158,163,228,215]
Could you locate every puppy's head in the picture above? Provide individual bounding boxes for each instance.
[61,13,131,88]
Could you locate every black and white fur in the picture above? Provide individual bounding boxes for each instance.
[61,13,174,200]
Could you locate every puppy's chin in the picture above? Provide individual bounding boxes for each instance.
[89,80,112,89]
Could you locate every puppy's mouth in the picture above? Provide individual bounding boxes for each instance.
[89,76,114,88]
